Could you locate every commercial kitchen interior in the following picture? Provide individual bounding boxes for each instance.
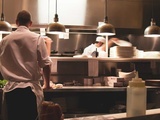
[1,0,160,119]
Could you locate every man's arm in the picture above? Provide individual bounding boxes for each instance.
[108,38,119,48]
[42,65,51,89]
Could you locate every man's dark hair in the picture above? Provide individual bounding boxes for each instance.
[16,10,31,26]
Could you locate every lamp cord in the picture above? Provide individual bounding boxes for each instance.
[2,0,3,14]
[48,0,50,23]
[105,0,107,17]
[55,0,57,14]
[54,0,58,22]
[151,0,156,25]
[104,0,108,23]
[1,0,4,21]
[151,0,154,19]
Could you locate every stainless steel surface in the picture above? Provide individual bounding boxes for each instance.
[64,108,160,120]
[49,57,160,84]
[1,0,160,57]
[48,34,160,55]
[2,0,104,26]
[50,57,160,62]
[1,0,159,28]
[44,86,159,92]
[49,34,97,54]
[145,80,160,86]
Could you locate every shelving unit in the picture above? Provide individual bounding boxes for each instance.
[48,57,160,118]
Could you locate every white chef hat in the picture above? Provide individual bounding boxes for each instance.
[96,36,106,43]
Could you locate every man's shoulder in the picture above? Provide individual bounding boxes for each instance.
[28,30,39,36]
[23,31,41,39]
[86,44,95,48]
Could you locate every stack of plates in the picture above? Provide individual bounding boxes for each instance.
[110,46,136,58]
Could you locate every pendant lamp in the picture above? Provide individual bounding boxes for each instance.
[97,16,115,36]
[0,0,12,34]
[47,0,66,34]
[144,18,160,37]
[144,0,160,37]
[97,0,115,36]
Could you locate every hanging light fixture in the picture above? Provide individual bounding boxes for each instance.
[47,0,66,34]
[0,0,12,34]
[97,0,115,58]
[144,0,160,37]
[97,0,115,36]
[144,18,160,37]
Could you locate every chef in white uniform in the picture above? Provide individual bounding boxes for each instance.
[82,36,106,57]
[82,36,118,57]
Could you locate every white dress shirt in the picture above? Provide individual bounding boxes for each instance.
[0,26,52,115]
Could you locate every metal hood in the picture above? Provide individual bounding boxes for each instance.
[2,0,159,35]
[2,0,105,27]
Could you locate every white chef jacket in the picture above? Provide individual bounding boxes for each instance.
[82,43,106,57]
[0,26,52,118]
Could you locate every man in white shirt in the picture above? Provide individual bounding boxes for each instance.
[82,36,105,57]
[82,36,118,57]
[0,10,52,120]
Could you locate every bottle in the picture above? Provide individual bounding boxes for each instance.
[95,48,99,57]
[126,71,146,117]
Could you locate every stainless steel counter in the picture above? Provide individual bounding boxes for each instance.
[64,108,160,120]
[50,57,160,84]
[44,86,160,92]
[43,86,160,118]
[50,57,160,62]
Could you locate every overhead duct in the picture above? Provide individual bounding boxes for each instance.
[2,0,160,35]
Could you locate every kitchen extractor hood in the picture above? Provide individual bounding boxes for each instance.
[3,0,104,26]
[1,0,160,34]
